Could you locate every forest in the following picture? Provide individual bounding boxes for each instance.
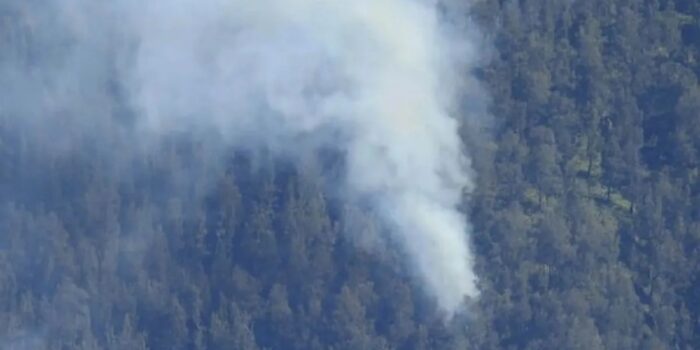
[1,0,700,349]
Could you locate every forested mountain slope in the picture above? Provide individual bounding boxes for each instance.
[467,0,700,349]
[1,0,699,349]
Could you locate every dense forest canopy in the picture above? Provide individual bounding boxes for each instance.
[1,0,700,349]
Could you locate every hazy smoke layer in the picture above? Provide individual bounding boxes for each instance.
[1,0,482,315]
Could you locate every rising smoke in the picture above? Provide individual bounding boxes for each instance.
[0,0,485,316]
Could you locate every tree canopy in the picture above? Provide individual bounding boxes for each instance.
[1,0,700,349]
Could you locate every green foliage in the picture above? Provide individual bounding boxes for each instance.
[1,0,700,349]
[468,0,700,348]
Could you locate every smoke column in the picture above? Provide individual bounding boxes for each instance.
[1,0,484,315]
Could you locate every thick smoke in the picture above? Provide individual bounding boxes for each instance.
[1,0,484,315]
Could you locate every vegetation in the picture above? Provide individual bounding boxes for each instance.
[1,0,699,349]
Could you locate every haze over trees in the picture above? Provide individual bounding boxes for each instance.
[1,0,699,349]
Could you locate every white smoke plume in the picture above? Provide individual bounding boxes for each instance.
[1,0,485,315]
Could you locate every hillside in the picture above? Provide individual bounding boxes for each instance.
[1,0,699,349]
